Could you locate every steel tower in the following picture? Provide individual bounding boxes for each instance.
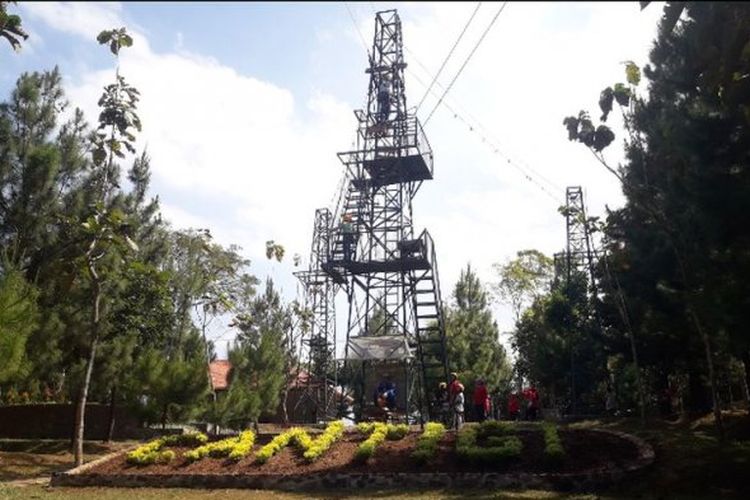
[319,10,449,421]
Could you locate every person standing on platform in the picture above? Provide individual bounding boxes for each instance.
[377,72,392,124]
[340,213,356,261]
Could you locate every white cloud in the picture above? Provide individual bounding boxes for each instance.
[23,2,125,40]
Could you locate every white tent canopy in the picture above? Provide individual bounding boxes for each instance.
[338,335,414,361]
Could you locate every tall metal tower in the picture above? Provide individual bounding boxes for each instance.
[293,208,338,421]
[321,9,449,420]
[559,186,602,415]
[563,186,599,291]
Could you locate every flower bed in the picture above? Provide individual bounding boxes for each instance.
[126,432,208,465]
[57,426,653,492]
[355,422,408,462]
[411,422,446,464]
[184,430,255,463]
[455,422,522,464]
[255,421,345,464]
[542,422,565,463]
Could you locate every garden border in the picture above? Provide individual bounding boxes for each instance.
[50,428,655,492]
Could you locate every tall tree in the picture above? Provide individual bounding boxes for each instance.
[0,258,38,385]
[492,249,554,323]
[228,279,288,431]
[446,264,512,395]
[563,2,750,436]
[71,27,140,465]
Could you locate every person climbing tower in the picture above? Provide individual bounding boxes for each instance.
[340,213,356,261]
[377,72,392,124]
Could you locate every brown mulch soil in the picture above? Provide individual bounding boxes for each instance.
[88,428,639,476]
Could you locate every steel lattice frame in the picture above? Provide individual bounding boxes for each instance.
[322,10,448,422]
[293,208,338,421]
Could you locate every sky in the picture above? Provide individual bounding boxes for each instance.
[0,1,666,358]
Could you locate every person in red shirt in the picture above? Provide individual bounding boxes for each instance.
[524,386,540,421]
[508,392,520,421]
[472,379,490,422]
[448,372,462,404]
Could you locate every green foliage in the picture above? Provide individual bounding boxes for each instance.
[542,422,565,463]
[184,430,255,463]
[0,261,38,383]
[254,428,298,464]
[559,2,750,420]
[265,240,285,262]
[455,423,523,464]
[298,421,345,462]
[0,2,28,52]
[354,422,407,462]
[224,279,287,427]
[126,432,206,465]
[492,249,553,321]
[411,422,446,464]
[446,265,512,395]
[96,27,133,56]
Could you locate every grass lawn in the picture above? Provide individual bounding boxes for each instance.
[1,412,748,499]
[0,439,135,482]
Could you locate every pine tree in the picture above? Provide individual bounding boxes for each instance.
[0,259,38,385]
[227,279,289,430]
[446,264,511,396]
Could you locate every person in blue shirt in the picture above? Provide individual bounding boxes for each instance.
[374,375,397,410]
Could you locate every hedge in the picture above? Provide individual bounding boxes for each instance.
[184,430,256,463]
[411,422,446,464]
[354,422,408,462]
[542,422,565,463]
[455,422,522,464]
[126,431,208,465]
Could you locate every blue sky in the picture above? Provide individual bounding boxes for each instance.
[1,2,666,356]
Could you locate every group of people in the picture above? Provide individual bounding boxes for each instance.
[506,386,540,421]
[433,374,542,429]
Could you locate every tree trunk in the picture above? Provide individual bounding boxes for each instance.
[281,385,290,425]
[741,352,750,405]
[161,404,168,430]
[104,384,117,443]
[73,337,98,466]
[73,278,101,467]
[688,307,725,440]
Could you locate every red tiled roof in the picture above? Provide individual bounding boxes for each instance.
[209,360,232,391]
[207,361,352,403]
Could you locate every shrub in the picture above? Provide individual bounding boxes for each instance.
[300,421,345,462]
[386,423,409,440]
[411,422,446,464]
[255,429,297,464]
[476,420,511,438]
[542,422,565,463]
[354,422,408,462]
[127,431,208,466]
[161,432,208,447]
[184,430,255,463]
[455,423,523,464]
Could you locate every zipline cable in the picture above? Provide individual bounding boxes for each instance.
[424,1,509,126]
[415,2,483,112]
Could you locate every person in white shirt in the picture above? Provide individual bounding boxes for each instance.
[452,385,465,431]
